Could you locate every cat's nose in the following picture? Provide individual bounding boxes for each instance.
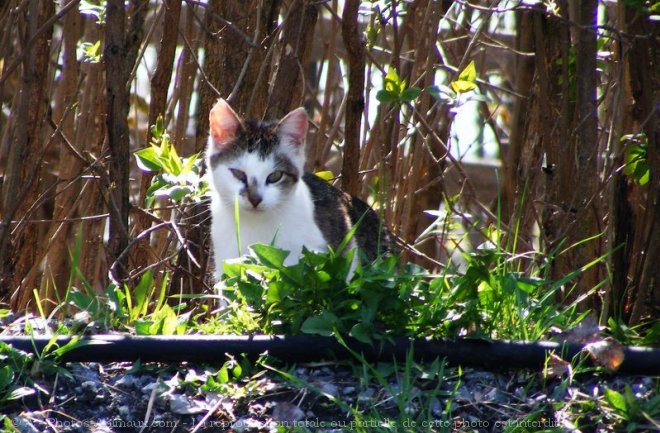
[248,195,262,208]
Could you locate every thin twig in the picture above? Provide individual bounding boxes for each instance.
[180,29,221,98]
[0,0,81,88]
[184,0,258,48]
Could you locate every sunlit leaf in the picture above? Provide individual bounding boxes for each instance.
[623,139,649,185]
[314,170,335,182]
[167,143,183,176]
[450,80,477,94]
[384,66,402,94]
[604,389,628,415]
[458,60,477,82]
[251,244,289,269]
[135,147,163,172]
[218,363,229,384]
[181,154,199,175]
[80,40,101,63]
[8,387,36,400]
[451,60,478,94]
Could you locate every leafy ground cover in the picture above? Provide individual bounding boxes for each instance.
[1,243,659,432]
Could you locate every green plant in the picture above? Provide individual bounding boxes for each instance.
[601,385,660,432]
[376,66,422,105]
[0,343,36,408]
[68,270,189,335]
[622,132,649,186]
[134,115,206,206]
[428,60,486,106]
[0,334,92,415]
[444,244,588,340]
[218,219,604,343]
[219,243,449,342]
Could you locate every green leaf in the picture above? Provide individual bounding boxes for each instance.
[7,387,36,400]
[157,185,193,202]
[377,65,409,104]
[237,281,264,303]
[604,389,628,415]
[181,154,199,175]
[231,362,243,379]
[365,23,379,46]
[400,86,422,102]
[301,312,337,336]
[635,162,650,185]
[266,281,285,303]
[623,142,649,185]
[349,322,373,344]
[146,176,168,199]
[251,244,289,269]
[150,115,165,140]
[135,147,163,172]
[133,270,153,319]
[161,310,179,335]
[165,143,183,176]
[80,40,101,63]
[134,320,154,335]
[376,89,399,103]
[218,363,229,384]
[0,366,12,390]
[623,385,641,417]
[51,336,110,358]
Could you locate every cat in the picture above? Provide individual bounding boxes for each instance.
[206,99,396,280]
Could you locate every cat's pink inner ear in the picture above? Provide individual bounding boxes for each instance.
[277,107,308,148]
[209,99,241,151]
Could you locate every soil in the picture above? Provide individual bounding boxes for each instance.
[3,358,656,433]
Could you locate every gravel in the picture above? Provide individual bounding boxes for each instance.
[2,358,657,433]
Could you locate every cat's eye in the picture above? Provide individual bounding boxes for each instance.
[229,168,247,183]
[266,170,284,184]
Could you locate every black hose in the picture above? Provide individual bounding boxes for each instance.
[1,335,657,375]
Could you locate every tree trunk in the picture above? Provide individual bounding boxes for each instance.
[132,0,182,278]
[339,0,364,197]
[41,0,84,300]
[104,0,132,284]
[265,0,318,119]
[0,0,55,307]
[562,0,602,309]
[628,4,660,323]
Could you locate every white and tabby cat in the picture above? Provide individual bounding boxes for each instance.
[206,99,395,279]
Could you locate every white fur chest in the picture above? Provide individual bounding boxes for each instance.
[210,181,326,278]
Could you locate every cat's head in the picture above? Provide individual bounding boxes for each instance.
[206,99,309,212]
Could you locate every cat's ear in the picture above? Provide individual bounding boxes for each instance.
[209,99,242,152]
[277,107,308,151]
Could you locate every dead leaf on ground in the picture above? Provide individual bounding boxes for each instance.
[544,352,572,380]
[583,338,625,372]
